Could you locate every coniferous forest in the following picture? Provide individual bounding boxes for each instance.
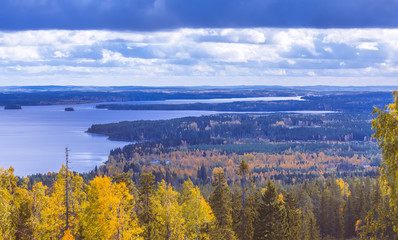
[1,91,398,240]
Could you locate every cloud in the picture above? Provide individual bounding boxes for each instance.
[0,46,40,60]
[0,28,398,86]
[356,42,379,51]
[1,0,398,30]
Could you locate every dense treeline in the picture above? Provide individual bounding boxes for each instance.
[96,91,394,113]
[28,141,381,195]
[0,163,394,240]
[0,88,298,106]
[102,147,379,186]
[88,113,374,143]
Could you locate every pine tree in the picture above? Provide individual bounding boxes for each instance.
[232,186,259,240]
[284,193,301,240]
[209,168,236,240]
[301,208,319,240]
[254,179,287,240]
[362,180,396,239]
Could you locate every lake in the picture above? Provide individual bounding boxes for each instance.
[0,96,314,176]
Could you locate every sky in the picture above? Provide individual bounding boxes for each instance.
[1,0,398,86]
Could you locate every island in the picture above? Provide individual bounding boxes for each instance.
[65,107,75,111]
[4,104,22,110]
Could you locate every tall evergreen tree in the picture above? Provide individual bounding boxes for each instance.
[284,193,301,240]
[209,168,236,240]
[301,208,319,240]
[254,180,287,240]
[362,180,396,239]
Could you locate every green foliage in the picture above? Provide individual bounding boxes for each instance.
[209,168,236,240]
[254,180,288,240]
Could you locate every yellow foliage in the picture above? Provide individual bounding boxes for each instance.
[152,180,185,240]
[61,229,75,240]
[82,176,142,240]
[278,193,285,203]
[336,178,351,198]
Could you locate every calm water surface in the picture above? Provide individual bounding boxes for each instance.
[0,96,306,176]
[0,103,219,175]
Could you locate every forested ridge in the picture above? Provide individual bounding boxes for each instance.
[87,113,374,143]
[0,87,299,106]
[1,92,398,239]
[96,91,394,113]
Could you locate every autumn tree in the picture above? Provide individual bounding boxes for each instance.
[372,90,398,234]
[180,179,215,240]
[31,182,47,240]
[0,167,18,239]
[37,165,85,239]
[10,177,34,240]
[82,175,142,239]
[152,180,185,239]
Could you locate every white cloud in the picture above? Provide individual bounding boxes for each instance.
[53,51,69,58]
[0,28,398,86]
[356,42,379,51]
[0,46,40,60]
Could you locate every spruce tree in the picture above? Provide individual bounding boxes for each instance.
[284,193,301,240]
[209,168,236,240]
[254,180,287,240]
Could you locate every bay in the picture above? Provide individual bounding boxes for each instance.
[0,96,307,176]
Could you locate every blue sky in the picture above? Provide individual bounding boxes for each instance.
[1,0,398,86]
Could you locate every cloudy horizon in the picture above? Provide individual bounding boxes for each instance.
[1,0,398,86]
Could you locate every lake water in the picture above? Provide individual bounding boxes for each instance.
[0,96,312,176]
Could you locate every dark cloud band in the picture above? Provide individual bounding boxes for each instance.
[0,0,397,30]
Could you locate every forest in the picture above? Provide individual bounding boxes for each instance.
[87,113,374,143]
[0,86,300,106]
[1,91,398,240]
[96,91,394,113]
[0,160,394,239]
